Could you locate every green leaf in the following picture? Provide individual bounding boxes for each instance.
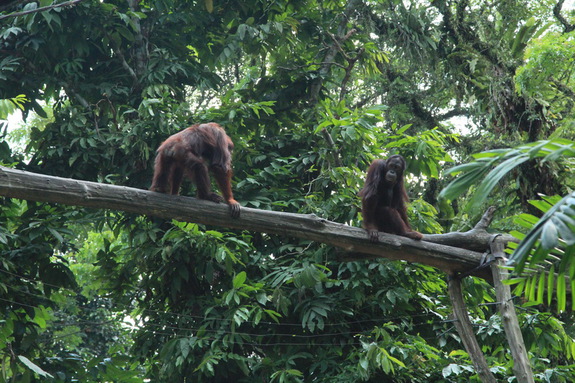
[536,272,545,303]
[541,220,558,249]
[17,355,54,378]
[552,215,575,245]
[395,124,412,134]
[530,199,556,213]
[508,230,539,272]
[48,227,63,243]
[233,271,247,288]
[510,192,575,269]
[548,265,555,306]
[544,144,575,162]
[527,276,536,302]
[557,272,566,312]
[439,166,489,201]
[466,153,530,211]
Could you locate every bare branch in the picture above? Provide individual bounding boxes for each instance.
[424,206,518,252]
[339,47,364,102]
[435,107,471,121]
[0,0,84,21]
[553,0,575,33]
[308,0,362,105]
[111,45,138,84]
[320,127,343,167]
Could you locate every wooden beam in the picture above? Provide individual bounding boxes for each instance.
[0,166,487,276]
[448,276,497,383]
[490,241,534,383]
[424,206,518,252]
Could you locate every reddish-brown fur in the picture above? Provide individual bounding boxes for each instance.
[359,155,422,242]
[150,122,240,218]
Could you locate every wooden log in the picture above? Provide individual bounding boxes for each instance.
[0,166,488,276]
[424,206,518,252]
[448,276,497,383]
[490,241,534,383]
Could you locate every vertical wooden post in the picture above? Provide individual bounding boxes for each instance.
[448,275,497,383]
[490,241,534,383]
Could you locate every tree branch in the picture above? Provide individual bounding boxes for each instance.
[0,166,494,279]
[0,0,84,21]
[127,0,148,78]
[433,0,510,73]
[320,127,343,167]
[448,277,498,382]
[339,46,364,102]
[553,0,575,33]
[435,107,471,121]
[552,78,575,113]
[111,44,138,85]
[308,0,361,105]
[424,206,518,252]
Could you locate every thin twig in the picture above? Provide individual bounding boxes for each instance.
[0,0,84,21]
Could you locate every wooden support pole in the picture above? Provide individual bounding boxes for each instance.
[490,241,534,383]
[448,276,497,383]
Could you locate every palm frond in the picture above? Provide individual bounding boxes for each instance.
[506,192,575,312]
[440,139,575,212]
[509,193,575,270]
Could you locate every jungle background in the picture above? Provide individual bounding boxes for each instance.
[2,0,575,381]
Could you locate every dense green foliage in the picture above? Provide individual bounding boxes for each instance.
[2,0,575,381]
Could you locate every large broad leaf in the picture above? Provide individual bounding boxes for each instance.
[233,271,247,289]
[18,356,54,378]
[0,95,27,119]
